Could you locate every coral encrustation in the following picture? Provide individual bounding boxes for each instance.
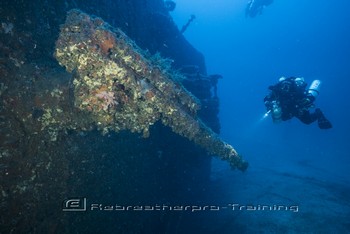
[54,9,248,171]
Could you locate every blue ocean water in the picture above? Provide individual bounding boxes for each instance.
[172,0,350,232]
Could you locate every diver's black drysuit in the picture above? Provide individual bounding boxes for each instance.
[264,77,332,129]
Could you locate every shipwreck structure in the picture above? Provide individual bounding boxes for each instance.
[54,9,248,171]
[0,1,247,233]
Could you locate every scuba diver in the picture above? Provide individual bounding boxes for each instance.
[264,77,332,129]
[246,0,274,18]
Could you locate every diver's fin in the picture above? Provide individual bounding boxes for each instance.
[318,118,332,129]
[316,108,332,129]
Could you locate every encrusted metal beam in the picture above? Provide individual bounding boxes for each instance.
[54,9,248,171]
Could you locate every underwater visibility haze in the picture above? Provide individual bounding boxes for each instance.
[0,0,350,233]
[173,0,350,232]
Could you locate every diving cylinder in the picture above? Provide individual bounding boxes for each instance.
[308,80,321,97]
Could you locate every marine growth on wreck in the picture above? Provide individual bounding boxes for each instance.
[54,9,248,171]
